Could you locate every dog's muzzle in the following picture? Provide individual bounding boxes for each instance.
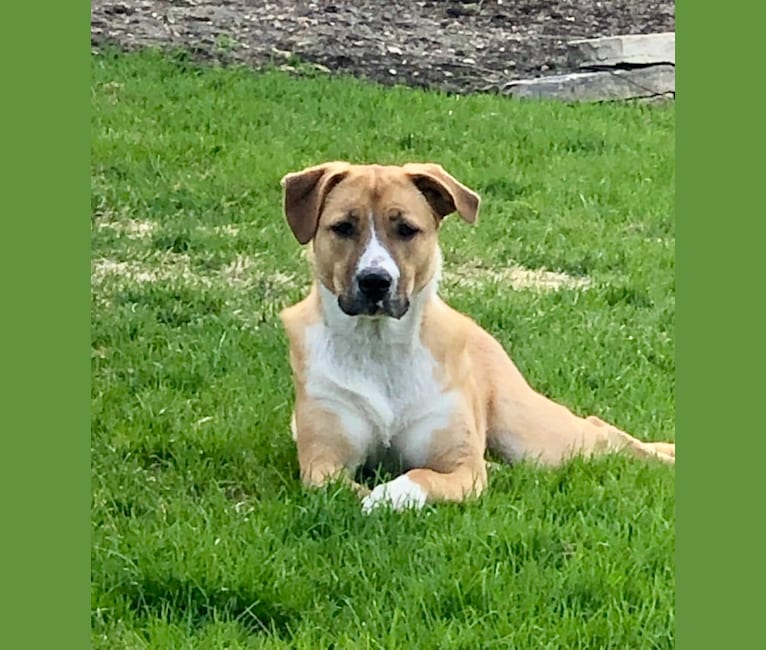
[337,268,409,319]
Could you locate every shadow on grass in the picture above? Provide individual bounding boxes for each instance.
[116,573,298,638]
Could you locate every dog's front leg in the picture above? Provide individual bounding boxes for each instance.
[294,404,371,498]
[299,450,370,499]
[361,461,487,513]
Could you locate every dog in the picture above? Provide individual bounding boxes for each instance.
[279,162,675,513]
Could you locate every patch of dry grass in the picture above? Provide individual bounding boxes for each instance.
[443,260,591,293]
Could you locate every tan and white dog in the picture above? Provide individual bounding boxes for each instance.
[279,162,675,513]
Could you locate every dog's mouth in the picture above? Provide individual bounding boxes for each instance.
[337,293,410,319]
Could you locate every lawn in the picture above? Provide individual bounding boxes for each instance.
[91,50,675,649]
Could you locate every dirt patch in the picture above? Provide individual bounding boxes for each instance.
[91,0,675,95]
[95,218,157,239]
[444,260,590,292]
[220,253,301,290]
[91,254,198,286]
[212,224,242,237]
[91,253,304,294]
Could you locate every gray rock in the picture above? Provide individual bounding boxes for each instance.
[503,65,675,102]
[567,32,675,68]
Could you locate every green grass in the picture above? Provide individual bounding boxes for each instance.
[91,50,675,648]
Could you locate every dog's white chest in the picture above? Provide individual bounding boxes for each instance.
[303,319,456,469]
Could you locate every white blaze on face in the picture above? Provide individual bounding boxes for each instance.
[355,219,400,289]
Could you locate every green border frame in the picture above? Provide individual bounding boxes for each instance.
[677,1,762,648]
[2,2,89,647]
[3,0,759,647]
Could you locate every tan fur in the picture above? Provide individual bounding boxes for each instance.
[279,162,674,508]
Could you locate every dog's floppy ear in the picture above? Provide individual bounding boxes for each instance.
[403,163,480,224]
[281,162,350,244]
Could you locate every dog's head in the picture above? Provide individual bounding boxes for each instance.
[281,162,480,319]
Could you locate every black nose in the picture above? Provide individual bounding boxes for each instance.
[357,269,392,301]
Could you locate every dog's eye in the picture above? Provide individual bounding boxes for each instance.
[330,221,355,238]
[397,222,420,240]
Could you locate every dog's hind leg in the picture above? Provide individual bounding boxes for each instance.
[468,328,674,467]
[583,415,675,463]
[647,442,675,457]
[485,371,675,467]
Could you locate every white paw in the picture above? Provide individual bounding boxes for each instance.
[361,475,427,514]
